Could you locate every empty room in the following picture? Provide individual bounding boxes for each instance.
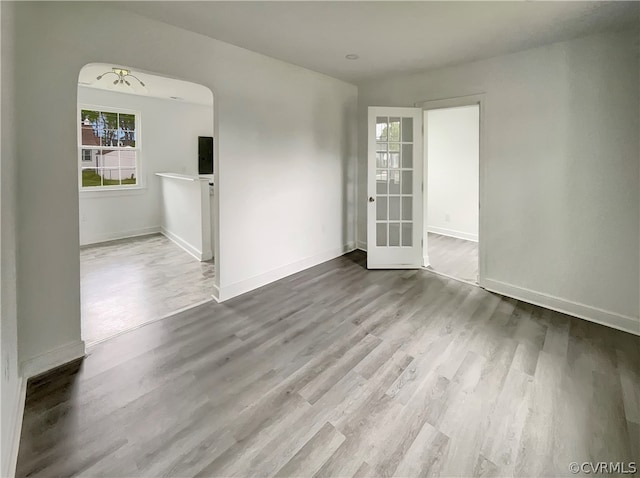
[1,2,638,478]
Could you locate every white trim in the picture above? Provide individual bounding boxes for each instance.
[21,340,86,379]
[483,278,640,336]
[356,240,367,252]
[422,254,430,268]
[426,226,478,242]
[3,377,26,478]
[211,285,221,303]
[160,227,212,262]
[80,226,160,246]
[85,297,214,347]
[218,243,355,302]
[425,266,477,287]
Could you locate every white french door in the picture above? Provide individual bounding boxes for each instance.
[367,107,423,269]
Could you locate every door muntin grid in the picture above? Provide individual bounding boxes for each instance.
[375,116,414,248]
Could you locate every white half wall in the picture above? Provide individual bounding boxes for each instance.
[158,174,213,261]
[77,86,213,246]
[1,3,24,477]
[426,105,479,242]
[13,2,357,371]
[357,29,639,333]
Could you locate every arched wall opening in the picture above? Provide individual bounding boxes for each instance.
[76,62,219,345]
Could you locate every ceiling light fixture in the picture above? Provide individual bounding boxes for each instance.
[96,67,146,88]
[345,54,359,60]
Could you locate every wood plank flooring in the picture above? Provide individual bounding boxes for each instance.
[427,232,478,283]
[17,251,639,477]
[81,234,215,344]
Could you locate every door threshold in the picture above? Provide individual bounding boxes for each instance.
[422,266,479,288]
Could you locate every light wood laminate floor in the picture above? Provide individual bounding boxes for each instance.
[18,251,639,477]
[81,234,215,344]
[427,232,478,283]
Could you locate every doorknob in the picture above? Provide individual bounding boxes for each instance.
[369,196,375,202]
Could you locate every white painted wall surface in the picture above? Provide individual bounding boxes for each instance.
[13,2,357,371]
[426,105,479,241]
[158,175,212,261]
[77,86,213,245]
[1,3,23,476]
[357,30,639,332]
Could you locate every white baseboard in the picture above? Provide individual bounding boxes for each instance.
[21,340,86,379]
[80,226,161,246]
[161,228,212,262]
[356,240,367,252]
[483,278,640,336]
[422,254,430,267]
[2,377,26,478]
[218,243,355,302]
[427,226,478,242]
[211,284,221,303]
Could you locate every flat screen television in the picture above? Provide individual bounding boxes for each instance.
[198,136,214,175]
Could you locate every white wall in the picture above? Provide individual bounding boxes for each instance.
[358,30,639,333]
[426,105,479,241]
[158,175,212,261]
[13,2,357,373]
[1,2,22,476]
[77,86,213,245]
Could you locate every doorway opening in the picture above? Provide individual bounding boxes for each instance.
[77,63,216,345]
[423,103,480,285]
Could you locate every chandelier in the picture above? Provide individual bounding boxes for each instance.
[96,67,146,88]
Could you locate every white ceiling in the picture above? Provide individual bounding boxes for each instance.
[78,63,214,105]
[120,1,639,83]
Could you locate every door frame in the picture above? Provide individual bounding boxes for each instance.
[418,94,486,287]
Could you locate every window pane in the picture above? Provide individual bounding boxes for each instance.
[389,171,400,194]
[376,142,387,152]
[389,223,400,246]
[376,152,388,168]
[402,171,413,194]
[119,150,136,168]
[101,168,120,186]
[402,144,413,168]
[389,117,400,142]
[389,143,400,152]
[119,113,136,131]
[389,197,400,220]
[120,129,136,148]
[402,197,412,220]
[376,196,387,220]
[376,170,388,194]
[376,117,388,141]
[81,110,101,146]
[376,223,387,246]
[101,129,120,147]
[389,152,400,169]
[402,117,413,142]
[101,112,118,129]
[81,168,102,187]
[98,149,119,169]
[120,168,137,185]
[402,223,413,246]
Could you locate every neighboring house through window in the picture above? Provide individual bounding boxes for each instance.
[79,107,139,188]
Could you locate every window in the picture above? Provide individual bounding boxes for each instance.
[79,107,139,189]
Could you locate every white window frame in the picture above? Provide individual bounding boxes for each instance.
[78,104,143,192]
